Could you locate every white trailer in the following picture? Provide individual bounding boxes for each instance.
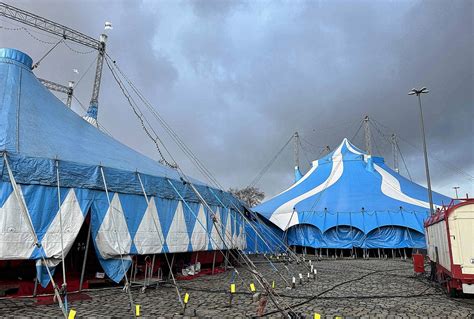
[425,199,474,296]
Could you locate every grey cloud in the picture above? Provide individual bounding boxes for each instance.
[1,0,472,199]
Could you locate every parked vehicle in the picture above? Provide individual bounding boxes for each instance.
[425,198,474,296]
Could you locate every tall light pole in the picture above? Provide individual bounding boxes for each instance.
[453,186,460,199]
[408,87,434,215]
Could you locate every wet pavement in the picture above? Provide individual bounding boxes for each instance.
[0,257,473,318]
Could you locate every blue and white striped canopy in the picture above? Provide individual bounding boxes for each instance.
[254,138,451,249]
[0,48,251,286]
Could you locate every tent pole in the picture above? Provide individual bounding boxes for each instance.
[33,277,38,297]
[167,253,175,281]
[79,220,92,292]
[224,250,229,271]
[212,250,217,275]
[3,154,67,318]
[150,254,155,284]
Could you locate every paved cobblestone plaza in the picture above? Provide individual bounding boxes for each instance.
[1,258,473,318]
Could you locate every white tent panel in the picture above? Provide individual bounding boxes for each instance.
[95,193,132,258]
[210,208,224,250]
[224,209,233,248]
[134,197,165,254]
[166,201,190,253]
[42,189,85,259]
[190,204,208,251]
[0,188,35,259]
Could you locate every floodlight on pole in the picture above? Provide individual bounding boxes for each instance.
[453,186,460,199]
[408,87,434,214]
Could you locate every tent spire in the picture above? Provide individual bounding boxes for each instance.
[364,115,372,155]
[391,134,399,173]
[293,132,303,182]
[293,131,300,169]
[84,33,107,127]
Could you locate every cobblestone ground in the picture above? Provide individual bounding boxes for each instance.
[0,257,473,318]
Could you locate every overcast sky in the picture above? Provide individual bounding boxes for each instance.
[1,0,473,199]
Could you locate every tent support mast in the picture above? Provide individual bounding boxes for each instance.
[211,251,216,274]
[79,220,92,292]
[391,134,399,173]
[85,35,107,125]
[294,131,300,169]
[364,115,372,155]
[0,2,106,121]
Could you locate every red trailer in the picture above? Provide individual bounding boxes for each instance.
[425,198,474,296]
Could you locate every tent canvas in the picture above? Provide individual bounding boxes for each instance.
[0,48,251,287]
[253,138,451,249]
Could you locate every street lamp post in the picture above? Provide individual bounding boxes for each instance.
[408,87,434,215]
[453,186,460,199]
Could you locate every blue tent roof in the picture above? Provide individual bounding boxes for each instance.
[0,48,239,206]
[253,138,451,248]
[1,48,183,179]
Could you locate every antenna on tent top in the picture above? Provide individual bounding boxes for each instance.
[364,115,372,155]
[391,134,399,173]
[293,131,300,169]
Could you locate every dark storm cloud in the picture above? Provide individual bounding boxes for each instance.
[1,0,472,198]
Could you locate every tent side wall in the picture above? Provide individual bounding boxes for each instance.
[0,176,246,285]
[245,215,285,254]
[286,223,426,249]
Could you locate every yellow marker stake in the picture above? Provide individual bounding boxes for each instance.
[272,281,275,289]
[313,313,321,319]
[250,283,256,292]
[230,283,236,293]
[135,304,141,317]
[184,293,190,304]
[68,309,76,319]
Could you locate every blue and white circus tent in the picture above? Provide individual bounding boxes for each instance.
[0,48,249,286]
[253,138,451,250]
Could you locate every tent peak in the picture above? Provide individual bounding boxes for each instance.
[0,48,32,69]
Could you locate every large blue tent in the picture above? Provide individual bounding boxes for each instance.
[0,48,254,286]
[253,138,451,249]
